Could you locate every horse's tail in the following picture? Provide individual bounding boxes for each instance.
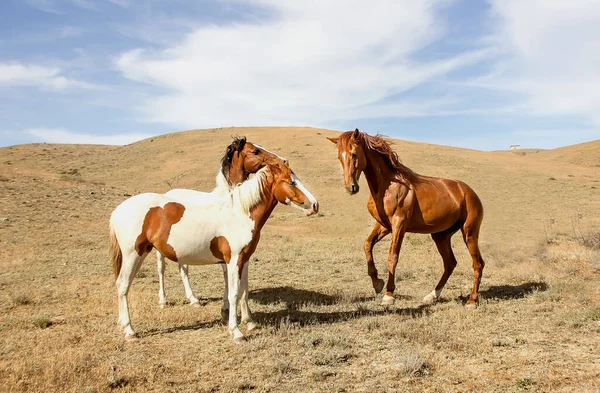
[109,224,123,280]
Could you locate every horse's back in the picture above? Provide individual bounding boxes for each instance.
[408,176,481,233]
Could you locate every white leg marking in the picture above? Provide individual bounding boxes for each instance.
[157,251,166,308]
[239,262,256,331]
[178,264,199,306]
[221,264,229,318]
[381,294,395,306]
[226,257,244,343]
[422,289,442,305]
[118,251,146,339]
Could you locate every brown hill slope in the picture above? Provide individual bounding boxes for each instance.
[1,127,599,392]
[502,139,600,168]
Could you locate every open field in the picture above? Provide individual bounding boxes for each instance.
[1,127,599,392]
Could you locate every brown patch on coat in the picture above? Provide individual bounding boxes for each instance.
[135,202,186,261]
[210,236,232,262]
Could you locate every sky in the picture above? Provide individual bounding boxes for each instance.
[1,0,600,151]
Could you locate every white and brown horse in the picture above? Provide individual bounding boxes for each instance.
[110,160,318,343]
[157,137,287,310]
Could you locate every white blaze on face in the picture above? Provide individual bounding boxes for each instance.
[253,144,287,162]
[341,152,346,160]
[291,173,317,211]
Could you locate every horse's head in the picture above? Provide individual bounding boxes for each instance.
[269,161,319,216]
[221,136,287,185]
[327,128,367,195]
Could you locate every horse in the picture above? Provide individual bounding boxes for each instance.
[156,137,287,311]
[328,129,485,309]
[109,160,319,343]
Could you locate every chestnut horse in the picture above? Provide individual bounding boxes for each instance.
[157,137,286,309]
[328,129,485,309]
[110,160,318,343]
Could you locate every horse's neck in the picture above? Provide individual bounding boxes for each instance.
[363,150,395,196]
[248,182,278,233]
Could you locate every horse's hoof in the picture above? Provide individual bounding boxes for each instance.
[189,300,201,307]
[422,292,438,305]
[246,321,258,332]
[381,294,395,306]
[233,336,246,345]
[124,334,138,342]
[374,279,385,294]
[464,302,477,311]
[158,303,166,309]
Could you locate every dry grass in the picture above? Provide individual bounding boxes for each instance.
[1,127,599,392]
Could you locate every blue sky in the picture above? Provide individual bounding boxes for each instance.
[1,0,599,150]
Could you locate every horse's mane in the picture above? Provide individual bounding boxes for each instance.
[220,136,247,181]
[230,167,267,213]
[341,130,417,180]
[361,133,404,170]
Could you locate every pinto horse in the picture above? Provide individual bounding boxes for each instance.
[328,129,485,309]
[156,137,286,309]
[109,160,319,343]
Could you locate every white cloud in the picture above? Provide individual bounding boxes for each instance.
[115,0,487,129]
[0,63,97,90]
[474,0,600,126]
[24,128,152,145]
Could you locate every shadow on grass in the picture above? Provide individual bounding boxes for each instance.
[481,282,548,300]
[458,281,549,304]
[140,283,548,337]
[250,286,339,310]
[138,319,222,338]
[251,303,432,329]
[250,286,412,310]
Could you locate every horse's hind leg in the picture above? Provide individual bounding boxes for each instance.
[364,222,390,294]
[157,251,167,308]
[117,251,146,339]
[424,226,459,304]
[461,215,485,310]
[178,264,200,306]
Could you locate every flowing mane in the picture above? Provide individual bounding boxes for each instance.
[340,131,417,180]
[230,167,267,213]
[220,136,247,178]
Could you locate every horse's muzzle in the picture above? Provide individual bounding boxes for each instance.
[304,201,319,216]
[346,183,359,195]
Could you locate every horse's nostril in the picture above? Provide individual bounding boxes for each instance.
[351,184,359,193]
[312,202,319,212]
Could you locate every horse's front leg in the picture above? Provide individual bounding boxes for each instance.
[239,261,257,331]
[382,217,407,306]
[364,222,390,294]
[226,256,244,344]
[220,264,229,321]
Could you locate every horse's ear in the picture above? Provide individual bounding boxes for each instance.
[352,128,360,139]
[327,137,339,144]
[237,136,247,152]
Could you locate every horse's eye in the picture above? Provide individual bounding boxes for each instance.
[288,181,296,186]
[253,149,261,155]
[351,152,357,159]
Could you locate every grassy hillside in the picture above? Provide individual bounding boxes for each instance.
[502,139,600,168]
[1,127,599,392]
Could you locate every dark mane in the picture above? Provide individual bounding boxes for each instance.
[220,136,247,176]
